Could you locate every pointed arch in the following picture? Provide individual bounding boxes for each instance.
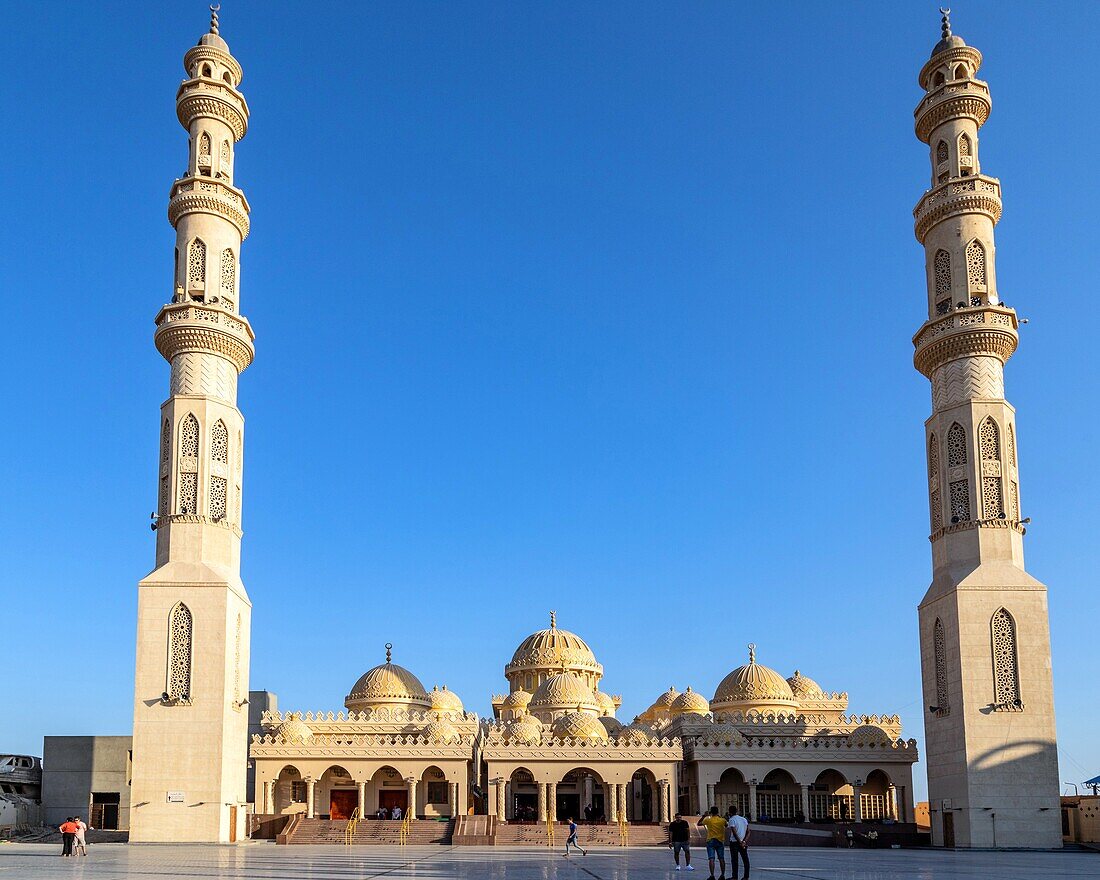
[178,414,200,515]
[210,420,229,521]
[167,602,193,701]
[991,608,1021,706]
[159,418,171,515]
[978,417,1000,460]
[933,249,951,313]
[954,64,968,80]
[979,417,1004,518]
[220,248,236,311]
[928,433,942,532]
[198,131,210,155]
[946,422,967,467]
[966,239,987,290]
[211,420,229,464]
[958,133,971,157]
[187,238,207,289]
[933,618,949,713]
[219,139,231,177]
[933,70,945,87]
[936,140,948,164]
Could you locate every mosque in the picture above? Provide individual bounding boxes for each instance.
[124,7,1061,849]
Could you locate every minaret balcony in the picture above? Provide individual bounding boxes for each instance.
[914,77,990,141]
[912,174,1001,242]
[912,304,1018,378]
[169,176,251,238]
[154,302,255,374]
[176,78,249,140]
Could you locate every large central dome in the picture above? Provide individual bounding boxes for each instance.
[345,645,431,713]
[505,612,603,692]
[711,644,798,714]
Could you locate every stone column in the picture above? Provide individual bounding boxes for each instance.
[538,782,547,822]
[583,775,595,816]
[705,783,716,812]
[548,782,558,823]
[407,778,418,819]
[357,781,366,818]
[608,783,618,823]
[451,782,460,818]
[305,778,315,819]
[504,782,511,820]
[665,780,674,821]
[899,785,911,823]
[620,784,630,822]
[800,784,811,823]
[852,783,863,823]
[887,785,897,821]
[657,780,670,823]
[261,780,272,814]
[496,779,507,821]
[747,782,758,821]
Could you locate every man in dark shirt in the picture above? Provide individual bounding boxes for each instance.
[668,813,693,871]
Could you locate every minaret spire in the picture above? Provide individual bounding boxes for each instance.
[912,24,1060,850]
[939,7,951,40]
[209,3,220,35]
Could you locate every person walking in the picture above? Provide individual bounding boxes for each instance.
[726,806,749,880]
[668,812,694,871]
[697,807,727,880]
[72,816,91,857]
[564,817,587,856]
[59,817,77,857]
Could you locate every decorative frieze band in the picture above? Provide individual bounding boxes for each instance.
[913,183,1002,242]
[914,325,1017,378]
[183,44,244,85]
[155,311,255,373]
[928,516,1027,543]
[915,93,991,142]
[176,83,249,140]
[169,181,250,238]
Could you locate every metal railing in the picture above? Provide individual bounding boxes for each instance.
[399,811,413,845]
[545,815,556,847]
[618,816,630,846]
[343,807,360,845]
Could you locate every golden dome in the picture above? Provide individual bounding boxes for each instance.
[551,711,610,743]
[640,686,679,721]
[429,685,464,713]
[272,714,313,743]
[503,715,543,746]
[501,690,532,710]
[598,716,624,735]
[670,687,710,716]
[529,670,599,714]
[787,670,824,699]
[594,690,617,716]
[421,719,462,745]
[847,724,892,747]
[506,612,603,678]
[345,645,431,712]
[711,644,798,713]
[618,724,654,745]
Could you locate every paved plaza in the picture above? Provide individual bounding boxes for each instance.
[0,844,1095,879]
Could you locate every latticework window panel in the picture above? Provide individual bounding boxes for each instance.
[929,434,942,531]
[181,414,200,458]
[1010,481,1019,520]
[211,420,229,464]
[220,139,231,172]
[991,609,1021,706]
[220,248,235,312]
[209,476,228,521]
[947,422,968,467]
[979,417,1000,460]
[934,250,951,299]
[187,239,206,286]
[168,602,193,701]
[1008,423,1017,467]
[949,479,970,522]
[934,619,949,712]
[966,239,987,288]
[982,476,1004,519]
[159,419,171,515]
[936,140,948,164]
[958,134,971,157]
[178,472,198,515]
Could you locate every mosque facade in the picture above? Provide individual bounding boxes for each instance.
[124,9,1060,847]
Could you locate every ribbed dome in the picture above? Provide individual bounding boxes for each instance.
[421,719,462,745]
[506,613,602,677]
[272,714,313,743]
[529,670,599,713]
[787,670,824,700]
[345,646,431,712]
[619,724,654,745]
[712,645,798,712]
[552,711,610,743]
[670,687,710,716]
[502,690,532,710]
[598,716,624,735]
[643,686,680,720]
[848,724,892,747]
[429,685,464,713]
[503,715,543,746]
[594,690,617,716]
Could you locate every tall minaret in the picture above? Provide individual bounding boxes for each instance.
[130,6,255,844]
[912,11,1060,850]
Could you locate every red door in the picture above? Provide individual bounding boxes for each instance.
[330,790,357,820]
[379,790,408,815]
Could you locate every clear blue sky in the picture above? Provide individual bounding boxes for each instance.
[2,2,1096,802]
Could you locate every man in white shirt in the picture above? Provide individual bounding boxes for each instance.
[391,805,403,821]
[726,806,749,880]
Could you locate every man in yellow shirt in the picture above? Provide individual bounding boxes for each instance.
[697,807,728,880]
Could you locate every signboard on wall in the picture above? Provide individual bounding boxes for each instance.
[167,791,185,803]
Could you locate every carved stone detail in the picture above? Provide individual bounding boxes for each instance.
[931,356,1004,410]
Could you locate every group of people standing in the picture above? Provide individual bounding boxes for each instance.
[58,816,90,857]
[667,806,750,879]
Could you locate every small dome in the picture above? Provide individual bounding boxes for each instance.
[506,613,602,677]
[594,690,617,716]
[643,686,680,720]
[552,711,610,743]
[931,34,966,58]
[618,724,654,745]
[670,687,710,716]
[501,690,532,710]
[712,645,798,712]
[272,714,313,743]
[787,670,824,700]
[704,724,746,747]
[848,724,893,747]
[429,685,464,713]
[529,670,599,713]
[421,719,462,745]
[598,716,624,735]
[345,646,431,712]
[503,715,543,746]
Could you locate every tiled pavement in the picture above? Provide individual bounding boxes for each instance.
[0,842,1095,879]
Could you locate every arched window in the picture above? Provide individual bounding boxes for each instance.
[979,417,1004,518]
[954,64,967,79]
[168,602,193,701]
[210,420,229,521]
[991,608,1021,706]
[198,131,210,156]
[933,618,949,713]
[934,250,951,313]
[178,414,199,515]
[947,422,967,467]
[219,139,231,178]
[966,239,987,291]
[201,63,212,78]
[933,70,945,87]
[223,71,233,86]
[958,134,971,157]
[220,248,236,311]
[928,433,942,531]
[187,238,206,293]
[936,140,948,164]
[159,419,171,515]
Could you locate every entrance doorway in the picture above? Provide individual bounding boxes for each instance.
[380,790,408,816]
[330,790,357,820]
[513,792,537,821]
[557,793,579,822]
[943,812,955,847]
[90,792,120,830]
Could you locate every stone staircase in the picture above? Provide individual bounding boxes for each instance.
[493,821,670,847]
[283,817,455,845]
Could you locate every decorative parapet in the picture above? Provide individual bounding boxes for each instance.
[686,735,919,762]
[929,515,1027,543]
[914,69,989,142]
[183,43,244,86]
[912,174,1001,242]
[176,78,249,139]
[913,306,1018,377]
[169,177,251,238]
[260,707,478,727]
[250,732,474,759]
[154,302,255,372]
